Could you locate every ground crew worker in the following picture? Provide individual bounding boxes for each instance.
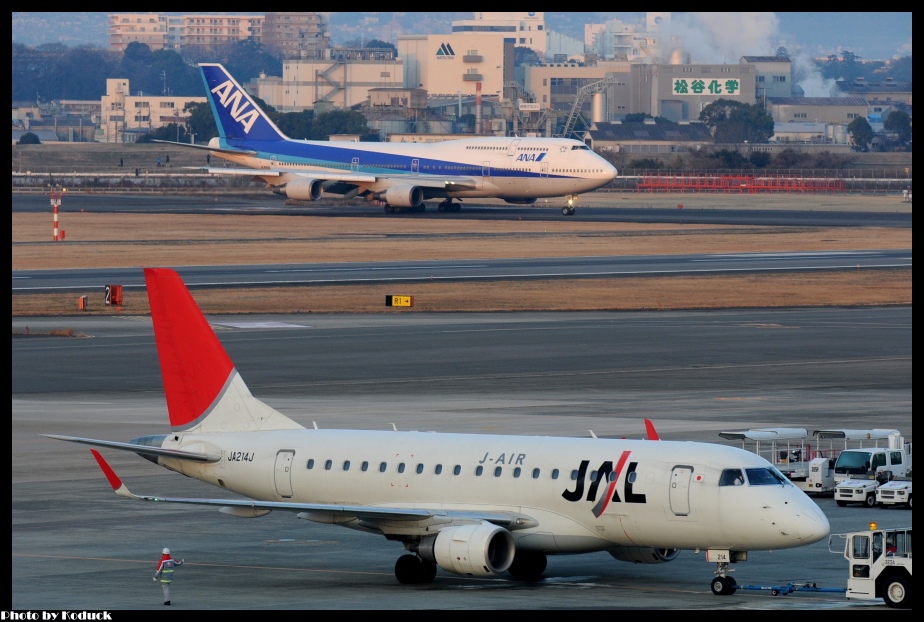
[153,547,184,605]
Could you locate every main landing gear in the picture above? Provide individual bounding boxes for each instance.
[437,199,462,212]
[394,554,437,584]
[711,562,738,595]
[383,204,426,214]
[507,550,547,580]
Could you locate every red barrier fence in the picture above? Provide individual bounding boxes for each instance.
[637,173,846,193]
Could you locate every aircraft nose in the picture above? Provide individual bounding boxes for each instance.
[605,162,618,182]
[795,502,830,544]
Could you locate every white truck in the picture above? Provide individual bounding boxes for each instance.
[716,427,908,496]
[828,523,912,608]
[875,478,912,509]
[718,428,818,491]
[831,430,912,507]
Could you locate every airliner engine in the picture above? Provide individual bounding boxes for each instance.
[375,185,424,208]
[281,178,323,201]
[607,546,680,564]
[417,523,516,576]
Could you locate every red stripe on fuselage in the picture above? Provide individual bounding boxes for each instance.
[593,450,631,518]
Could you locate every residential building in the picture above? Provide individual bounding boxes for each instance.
[98,78,205,143]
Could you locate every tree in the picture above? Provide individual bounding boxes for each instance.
[771,148,812,169]
[17,132,41,145]
[883,110,911,145]
[514,46,541,67]
[365,39,397,55]
[215,39,282,85]
[748,151,772,168]
[272,109,315,140]
[708,149,751,169]
[137,123,189,144]
[307,109,369,140]
[184,102,217,142]
[847,117,874,152]
[699,99,774,144]
[627,157,663,170]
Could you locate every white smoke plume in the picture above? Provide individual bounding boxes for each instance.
[657,13,837,97]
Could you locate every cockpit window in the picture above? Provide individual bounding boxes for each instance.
[571,145,590,150]
[719,469,746,486]
[745,467,791,486]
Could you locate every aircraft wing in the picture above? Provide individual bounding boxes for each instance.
[90,449,537,529]
[44,434,220,463]
[188,166,478,191]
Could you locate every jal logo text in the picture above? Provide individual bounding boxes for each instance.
[562,452,647,517]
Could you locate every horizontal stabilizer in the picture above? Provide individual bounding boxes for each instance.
[151,139,256,156]
[43,434,220,462]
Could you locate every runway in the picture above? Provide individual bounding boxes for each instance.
[12,308,912,609]
[11,192,914,227]
[11,249,913,294]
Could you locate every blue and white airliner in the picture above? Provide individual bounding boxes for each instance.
[158,64,618,215]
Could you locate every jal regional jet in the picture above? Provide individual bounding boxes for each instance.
[47,269,830,595]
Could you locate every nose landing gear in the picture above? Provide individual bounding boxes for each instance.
[711,562,738,595]
[561,195,577,216]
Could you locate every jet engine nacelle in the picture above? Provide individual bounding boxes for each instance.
[417,523,515,576]
[503,197,538,205]
[376,185,424,208]
[607,546,680,564]
[283,178,323,201]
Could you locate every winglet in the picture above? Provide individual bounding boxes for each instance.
[644,419,661,441]
[90,450,138,500]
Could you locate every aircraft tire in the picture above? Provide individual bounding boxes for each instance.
[395,554,430,584]
[507,550,547,580]
[709,577,736,596]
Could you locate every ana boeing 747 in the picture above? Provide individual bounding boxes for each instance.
[46,268,830,596]
[156,64,617,215]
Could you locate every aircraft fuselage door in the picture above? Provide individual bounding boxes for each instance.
[482,161,491,178]
[540,162,549,177]
[507,140,521,156]
[274,450,295,498]
[669,465,693,516]
[411,158,419,174]
[351,157,359,173]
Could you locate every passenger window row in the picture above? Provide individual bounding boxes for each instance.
[304,459,625,483]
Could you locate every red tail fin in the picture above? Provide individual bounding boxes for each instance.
[145,268,233,430]
[644,419,661,441]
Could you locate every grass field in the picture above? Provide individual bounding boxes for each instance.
[12,191,912,316]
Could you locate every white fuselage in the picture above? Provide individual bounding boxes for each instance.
[159,429,829,554]
[215,136,618,199]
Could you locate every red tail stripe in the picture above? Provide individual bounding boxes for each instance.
[144,268,234,429]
